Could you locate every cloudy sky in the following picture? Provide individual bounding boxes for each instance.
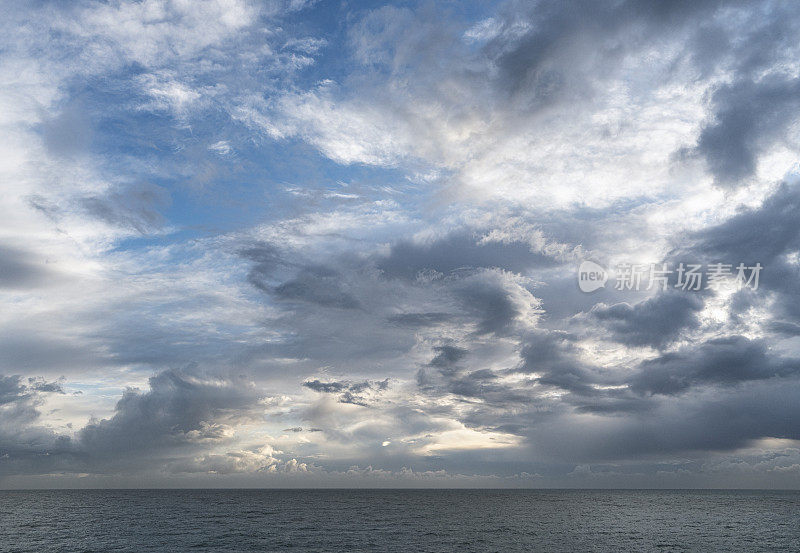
[2,0,800,488]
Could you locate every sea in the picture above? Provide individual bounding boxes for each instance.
[1,489,799,552]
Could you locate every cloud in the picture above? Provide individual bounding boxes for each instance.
[517,330,602,397]
[72,0,261,69]
[679,3,800,186]
[691,77,800,186]
[272,268,361,309]
[0,244,55,290]
[376,231,557,280]
[678,180,800,324]
[166,447,310,475]
[79,183,170,235]
[39,98,93,158]
[251,0,800,204]
[428,346,468,369]
[385,312,453,327]
[303,378,389,406]
[591,291,704,349]
[549,379,800,461]
[0,375,73,477]
[629,336,800,396]
[685,181,800,263]
[5,0,800,488]
[78,369,262,457]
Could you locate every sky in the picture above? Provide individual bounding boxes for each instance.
[2,0,800,488]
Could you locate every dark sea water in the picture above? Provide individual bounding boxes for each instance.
[1,489,799,552]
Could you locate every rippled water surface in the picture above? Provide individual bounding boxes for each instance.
[1,489,799,552]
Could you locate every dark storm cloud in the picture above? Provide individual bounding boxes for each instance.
[375,232,555,280]
[240,243,284,284]
[686,181,800,263]
[273,268,361,309]
[302,380,348,393]
[591,291,704,349]
[416,361,534,411]
[242,242,289,294]
[514,328,800,412]
[692,77,800,186]
[416,345,497,399]
[486,0,731,103]
[0,375,32,408]
[0,375,64,414]
[517,330,600,396]
[0,375,74,477]
[78,369,261,456]
[671,382,800,450]
[25,377,65,395]
[769,320,800,337]
[534,378,800,462]
[303,378,389,406]
[243,243,361,309]
[454,278,520,336]
[446,372,499,400]
[490,0,800,190]
[680,3,800,186]
[2,370,264,478]
[629,336,800,396]
[678,181,800,322]
[428,346,468,369]
[570,394,653,416]
[237,235,540,374]
[417,338,558,409]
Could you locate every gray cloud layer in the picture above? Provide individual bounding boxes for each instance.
[4,0,800,487]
